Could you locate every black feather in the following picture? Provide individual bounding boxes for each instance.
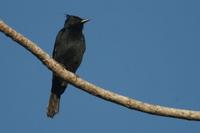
[47,15,88,118]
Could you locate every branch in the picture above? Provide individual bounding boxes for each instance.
[0,20,200,121]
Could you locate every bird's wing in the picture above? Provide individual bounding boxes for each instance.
[52,28,65,58]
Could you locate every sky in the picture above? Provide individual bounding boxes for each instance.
[0,0,200,132]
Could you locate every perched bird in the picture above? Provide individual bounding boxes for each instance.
[47,15,89,118]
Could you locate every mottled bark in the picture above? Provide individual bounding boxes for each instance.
[0,20,200,121]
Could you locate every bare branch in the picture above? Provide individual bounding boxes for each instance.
[0,20,200,121]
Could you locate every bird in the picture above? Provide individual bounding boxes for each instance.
[47,15,89,118]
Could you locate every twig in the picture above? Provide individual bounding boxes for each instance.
[0,20,200,121]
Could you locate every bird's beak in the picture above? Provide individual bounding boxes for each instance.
[81,19,90,24]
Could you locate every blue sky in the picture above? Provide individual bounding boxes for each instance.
[0,0,200,132]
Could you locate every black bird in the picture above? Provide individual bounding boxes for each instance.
[47,15,89,118]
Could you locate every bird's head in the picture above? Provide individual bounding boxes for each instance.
[64,14,89,30]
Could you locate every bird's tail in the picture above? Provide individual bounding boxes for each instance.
[47,93,60,118]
